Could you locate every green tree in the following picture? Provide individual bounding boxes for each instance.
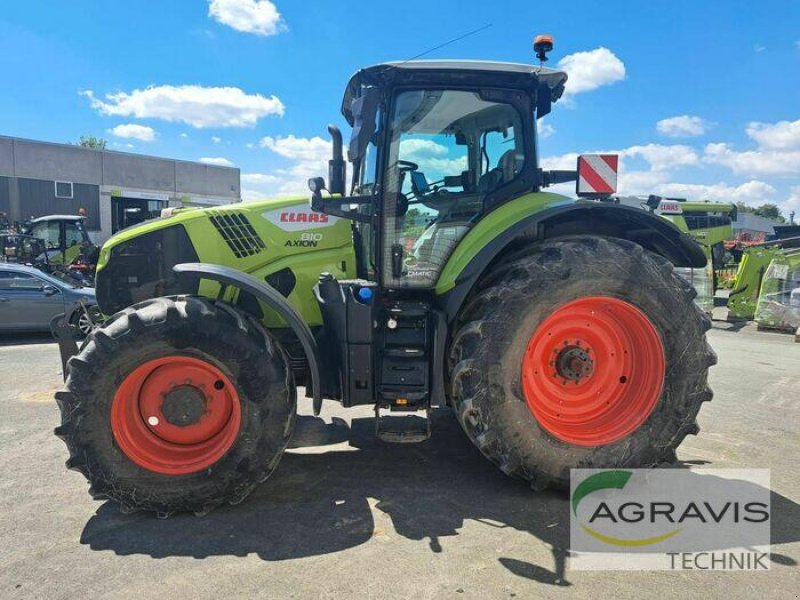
[752,203,785,223]
[735,202,785,223]
[76,136,107,150]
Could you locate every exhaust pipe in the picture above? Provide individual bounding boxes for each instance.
[327,125,346,196]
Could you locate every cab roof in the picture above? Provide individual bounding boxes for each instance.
[29,215,86,223]
[342,60,568,124]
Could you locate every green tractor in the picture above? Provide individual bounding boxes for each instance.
[646,196,736,309]
[650,197,735,265]
[55,44,715,516]
[24,215,98,285]
[754,248,800,332]
[728,235,800,321]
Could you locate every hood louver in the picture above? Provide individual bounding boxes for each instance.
[208,211,266,258]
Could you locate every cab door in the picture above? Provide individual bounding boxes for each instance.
[380,89,528,289]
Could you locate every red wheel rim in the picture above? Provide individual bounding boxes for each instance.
[111,356,241,475]
[522,297,665,447]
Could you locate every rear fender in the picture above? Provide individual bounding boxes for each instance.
[436,201,706,322]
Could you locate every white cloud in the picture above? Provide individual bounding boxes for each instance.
[396,138,467,178]
[618,170,672,195]
[208,0,286,36]
[557,47,626,97]
[418,157,468,176]
[199,157,235,167]
[785,185,800,213]
[251,135,333,196]
[82,85,284,128]
[621,144,700,171]
[704,142,800,177]
[398,138,448,157]
[242,171,307,198]
[543,144,697,172]
[242,172,282,185]
[538,121,555,140]
[542,144,700,196]
[540,152,579,171]
[656,115,710,138]
[653,180,776,203]
[260,134,330,167]
[212,136,222,144]
[745,119,800,150]
[701,118,800,177]
[179,132,189,138]
[241,172,283,200]
[754,44,766,53]
[108,123,156,142]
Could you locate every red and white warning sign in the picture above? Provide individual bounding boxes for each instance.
[576,154,618,196]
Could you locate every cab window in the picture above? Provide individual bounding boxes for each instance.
[65,222,86,247]
[382,89,525,288]
[33,222,61,249]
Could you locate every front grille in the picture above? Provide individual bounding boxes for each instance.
[208,211,266,258]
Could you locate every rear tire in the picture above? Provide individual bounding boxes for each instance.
[55,296,295,516]
[448,236,715,490]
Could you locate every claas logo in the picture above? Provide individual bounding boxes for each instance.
[280,212,329,224]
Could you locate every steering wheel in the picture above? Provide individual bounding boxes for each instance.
[396,160,419,172]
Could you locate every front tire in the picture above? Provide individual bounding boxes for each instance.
[55,296,295,516]
[449,236,715,489]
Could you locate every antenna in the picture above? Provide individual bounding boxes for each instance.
[396,24,493,66]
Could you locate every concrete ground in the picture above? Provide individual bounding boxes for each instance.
[0,323,798,600]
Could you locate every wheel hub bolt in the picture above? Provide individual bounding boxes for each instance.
[555,345,595,382]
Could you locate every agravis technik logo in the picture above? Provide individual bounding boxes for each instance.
[570,469,771,570]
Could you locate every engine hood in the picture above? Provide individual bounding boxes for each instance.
[95,196,357,321]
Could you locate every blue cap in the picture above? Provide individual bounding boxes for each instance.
[357,287,373,302]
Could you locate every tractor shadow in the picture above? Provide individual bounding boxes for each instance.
[80,410,800,585]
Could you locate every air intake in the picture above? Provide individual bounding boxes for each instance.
[208,211,266,258]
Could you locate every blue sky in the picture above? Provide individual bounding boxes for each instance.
[0,0,798,215]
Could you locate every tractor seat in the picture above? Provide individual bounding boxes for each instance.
[500,149,524,181]
[478,150,523,195]
[478,169,503,194]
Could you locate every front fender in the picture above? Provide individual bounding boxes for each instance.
[173,263,323,415]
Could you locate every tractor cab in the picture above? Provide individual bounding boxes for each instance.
[25,215,93,266]
[310,60,572,289]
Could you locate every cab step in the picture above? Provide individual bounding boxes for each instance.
[375,407,431,443]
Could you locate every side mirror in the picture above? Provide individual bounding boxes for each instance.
[348,87,380,163]
[576,154,618,198]
[308,177,326,212]
[42,284,59,296]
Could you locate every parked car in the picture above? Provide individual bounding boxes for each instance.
[0,263,98,335]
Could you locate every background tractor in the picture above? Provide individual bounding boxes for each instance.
[728,233,800,321]
[2,213,97,286]
[55,41,715,516]
[24,214,98,285]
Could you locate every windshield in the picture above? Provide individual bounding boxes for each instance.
[67,220,89,246]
